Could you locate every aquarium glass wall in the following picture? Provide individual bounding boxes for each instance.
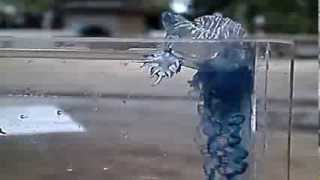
[0,38,294,180]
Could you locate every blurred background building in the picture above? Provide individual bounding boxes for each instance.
[0,0,317,33]
[61,0,145,37]
[0,0,317,56]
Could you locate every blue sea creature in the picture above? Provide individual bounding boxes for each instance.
[142,12,254,180]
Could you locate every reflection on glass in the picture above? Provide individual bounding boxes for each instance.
[0,105,85,136]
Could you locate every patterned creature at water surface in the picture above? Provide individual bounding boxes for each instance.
[141,12,255,180]
[141,11,247,85]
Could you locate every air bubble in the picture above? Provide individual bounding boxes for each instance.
[19,114,28,119]
[57,110,63,116]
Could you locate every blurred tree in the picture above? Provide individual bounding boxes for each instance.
[190,0,317,34]
[143,0,169,29]
[0,0,316,33]
[142,0,169,14]
[192,0,234,16]
[246,0,317,33]
[0,0,51,12]
[22,0,51,12]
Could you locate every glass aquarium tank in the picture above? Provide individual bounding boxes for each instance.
[0,37,294,180]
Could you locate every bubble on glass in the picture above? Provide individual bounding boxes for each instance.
[19,114,28,119]
[56,110,63,116]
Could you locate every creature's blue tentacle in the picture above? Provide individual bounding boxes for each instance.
[192,44,255,180]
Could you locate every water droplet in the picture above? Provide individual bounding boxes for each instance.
[19,114,28,119]
[27,60,33,64]
[57,110,63,116]
[122,100,126,104]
